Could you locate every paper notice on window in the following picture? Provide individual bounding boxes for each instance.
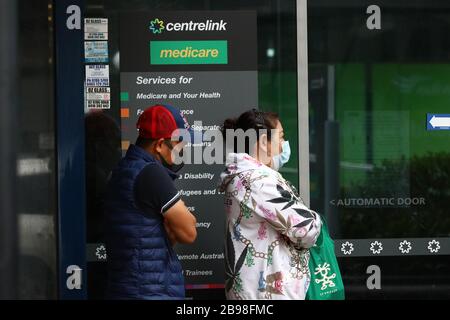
[85,65,110,87]
[85,18,108,40]
[86,87,111,101]
[87,100,111,109]
[85,41,109,63]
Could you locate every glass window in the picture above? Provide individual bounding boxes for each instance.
[84,0,298,300]
[308,0,450,299]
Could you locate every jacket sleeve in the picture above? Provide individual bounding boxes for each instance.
[249,174,322,249]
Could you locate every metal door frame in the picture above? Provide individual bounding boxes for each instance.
[54,0,87,299]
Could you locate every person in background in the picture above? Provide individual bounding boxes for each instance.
[219,109,322,300]
[104,104,197,300]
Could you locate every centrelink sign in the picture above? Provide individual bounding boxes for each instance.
[120,11,257,72]
[149,18,228,34]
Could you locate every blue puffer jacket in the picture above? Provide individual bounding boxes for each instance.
[104,145,185,300]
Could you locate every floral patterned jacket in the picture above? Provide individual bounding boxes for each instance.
[219,153,322,300]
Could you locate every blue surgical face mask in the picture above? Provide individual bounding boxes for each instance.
[272,141,291,171]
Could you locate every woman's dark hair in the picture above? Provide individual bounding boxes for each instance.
[222,108,279,154]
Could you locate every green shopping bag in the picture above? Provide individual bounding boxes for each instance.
[306,216,345,300]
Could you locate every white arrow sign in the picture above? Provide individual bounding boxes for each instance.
[429,115,450,128]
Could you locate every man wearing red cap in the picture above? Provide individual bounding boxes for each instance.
[104,104,197,300]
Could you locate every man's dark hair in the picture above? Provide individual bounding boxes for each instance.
[136,136,156,149]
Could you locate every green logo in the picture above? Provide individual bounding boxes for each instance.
[149,18,165,34]
[150,40,228,65]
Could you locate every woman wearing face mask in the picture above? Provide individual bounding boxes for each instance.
[219,109,322,300]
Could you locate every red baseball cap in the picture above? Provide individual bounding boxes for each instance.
[136,104,194,141]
